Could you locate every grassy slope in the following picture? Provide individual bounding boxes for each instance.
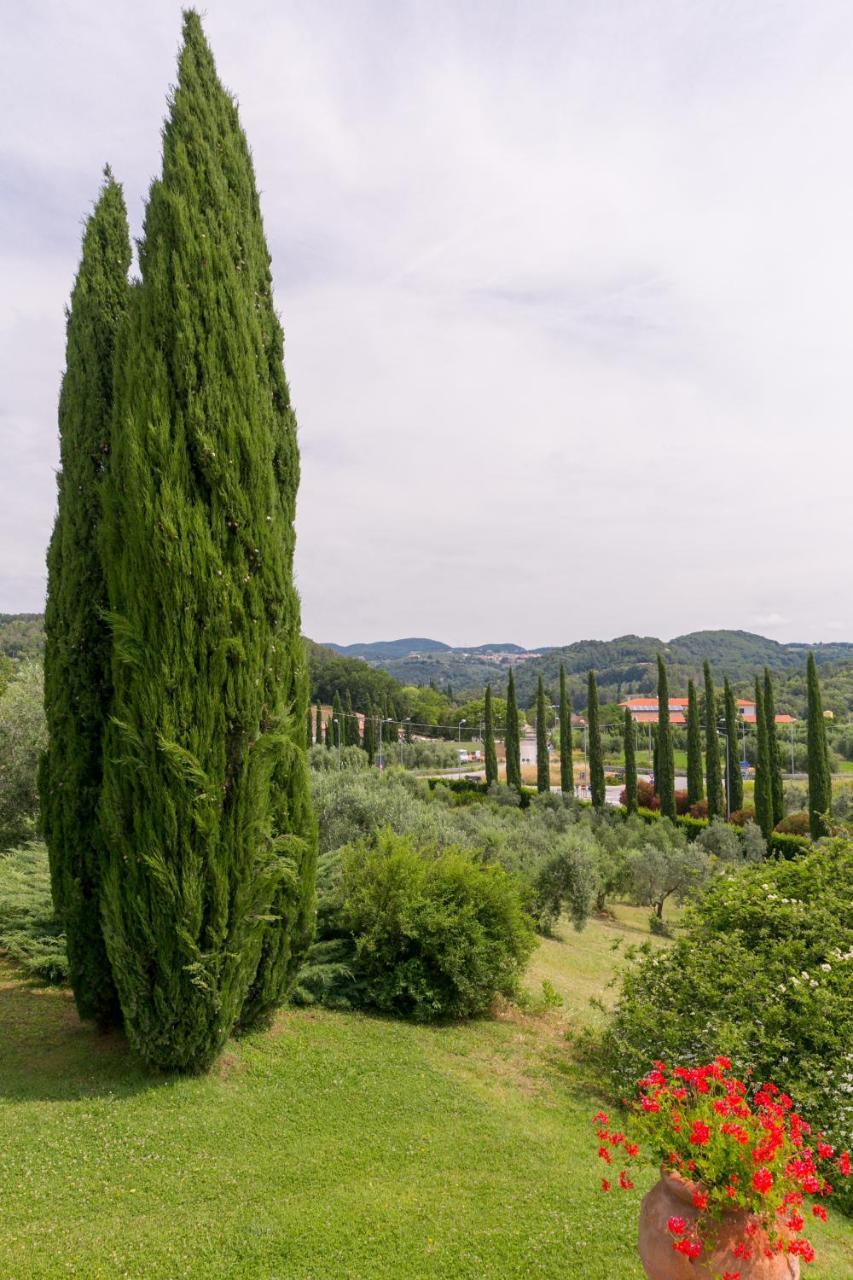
[1,912,851,1279]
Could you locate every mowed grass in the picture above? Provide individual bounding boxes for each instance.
[1,912,851,1280]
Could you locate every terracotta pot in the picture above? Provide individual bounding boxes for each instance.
[638,1169,799,1280]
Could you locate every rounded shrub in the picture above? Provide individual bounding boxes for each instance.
[339,829,535,1020]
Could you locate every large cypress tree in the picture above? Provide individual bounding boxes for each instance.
[99,13,315,1070]
[754,676,773,838]
[623,706,637,815]
[559,663,573,795]
[505,669,521,791]
[314,700,323,745]
[344,690,357,747]
[656,656,676,818]
[306,704,314,750]
[703,661,723,819]
[806,653,831,839]
[764,668,784,827]
[723,677,744,813]
[685,679,704,808]
[587,670,605,810]
[332,691,344,750]
[535,676,549,793]
[484,684,498,786]
[40,170,131,1029]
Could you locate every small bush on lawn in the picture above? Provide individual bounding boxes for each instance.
[598,840,853,1207]
[299,829,535,1021]
[729,806,756,827]
[0,842,67,983]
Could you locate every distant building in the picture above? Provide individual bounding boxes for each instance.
[620,697,794,726]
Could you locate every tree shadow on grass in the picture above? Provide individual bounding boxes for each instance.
[0,971,169,1103]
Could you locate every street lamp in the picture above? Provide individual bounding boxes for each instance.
[716,719,731,821]
[458,718,466,743]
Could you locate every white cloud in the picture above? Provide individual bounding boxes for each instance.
[1,0,851,645]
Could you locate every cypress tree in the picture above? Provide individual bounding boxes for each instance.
[587,670,605,810]
[344,690,356,746]
[40,169,131,1029]
[656,657,675,818]
[723,677,744,813]
[306,704,313,750]
[754,677,773,838]
[484,685,498,786]
[363,706,376,765]
[535,676,549,793]
[764,668,784,827]
[806,653,831,839]
[559,663,573,795]
[685,679,704,808]
[703,661,723,819]
[99,13,315,1070]
[332,691,344,750]
[623,706,637,815]
[314,700,323,745]
[325,717,334,749]
[505,669,521,791]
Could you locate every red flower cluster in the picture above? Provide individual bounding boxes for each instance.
[591,1058,850,1270]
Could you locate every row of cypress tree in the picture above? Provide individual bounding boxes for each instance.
[41,12,315,1072]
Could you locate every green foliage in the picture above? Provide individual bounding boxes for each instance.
[504,669,521,791]
[625,819,710,918]
[807,653,832,839]
[535,676,549,794]
[754,675,773,838]
[484,684,498,786]
[40,170,130,1026]
[587,671,605,810]
[655,657,675,818]
[0,615,45,659]
[703,661,722,819]
[695,816,742,861]
[308,744,369,773]
[0,842,67,983]
[600,842,853,1202]
[97,13,315,1070]
[559,663,573,795]
[313,829,535,1021]
[723,676,744,813]
[0,662,47,850]
[685,678,703,807]
[764,668,784,827]
[623,707,637,815]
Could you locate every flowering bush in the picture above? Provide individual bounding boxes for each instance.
[593,1057,850,1271]
[597,842,853,1211]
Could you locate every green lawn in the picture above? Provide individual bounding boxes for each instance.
[1,913,851,1279]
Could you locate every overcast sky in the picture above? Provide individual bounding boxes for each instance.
[2,1,852,648]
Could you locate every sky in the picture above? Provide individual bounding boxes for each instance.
[2,0,852,649]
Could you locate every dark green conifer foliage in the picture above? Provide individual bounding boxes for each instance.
[656,657,675,818]
[559,663,572,795]
[703,662,722,819]
[764,668,784,827]
[587,671,605,810]
[484,685,498,786]
[332,691,344,750]
[806,653,831,839]
[685,679,704,807]
[99,13,315,1070]
[344,691,357,746]
[363,706,376,765]
[754,677,773,838]
[314,701,323,745]
[623,707,637,814]
[40,170,131,1029]
[535,676,549,793]
[723,678,743,814]
[325,717,334,749]
[306,704,313,750]
[505,670,521,791]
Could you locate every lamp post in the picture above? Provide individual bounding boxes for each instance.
[458,718,466,743]
[583,723,589,799]
[334,718,341,771]
[717,719,731,821]
[790,719,795,776]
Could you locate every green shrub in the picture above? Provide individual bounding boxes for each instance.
[0,662,46,849]
[774,811,810,836]
[598,841,853,1204]
[316,829,535,1021]
[767,830,811,859]
[0,843,68,983]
